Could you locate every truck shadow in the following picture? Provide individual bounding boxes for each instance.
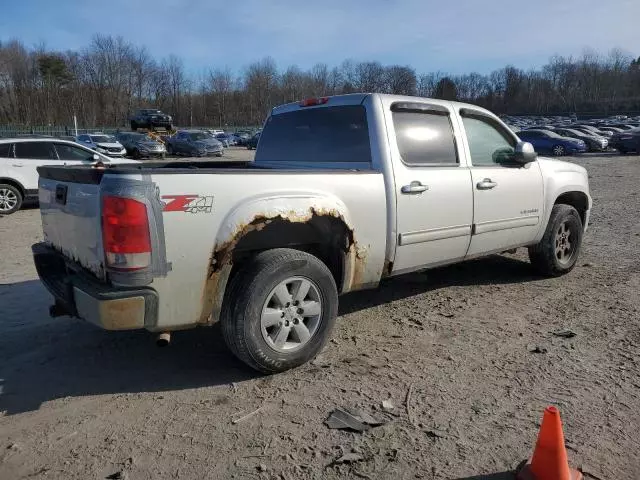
[0,255,534,415]
[0,280,256,415]
[340,254,538,315]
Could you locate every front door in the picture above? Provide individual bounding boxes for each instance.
[389,102,473,274]
[458,111,544,257]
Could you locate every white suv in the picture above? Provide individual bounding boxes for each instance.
[76,133,127,157]
[0,138,135,215]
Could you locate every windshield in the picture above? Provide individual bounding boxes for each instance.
[189,132,209,140]
[90,135,115,143]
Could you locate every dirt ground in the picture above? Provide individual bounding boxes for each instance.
[1,152,639,480]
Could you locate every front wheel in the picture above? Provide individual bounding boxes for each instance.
[166,143,173,155]
[528,204,583,277]
[130,121,137,131]
[221,248,338,373]
[552,144,566,156]
[0,184,23,215]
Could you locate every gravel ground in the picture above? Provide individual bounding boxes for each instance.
[1,152,639,480]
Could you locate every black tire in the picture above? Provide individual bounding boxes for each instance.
[216,152,223,157]
[166,143,173,155]
[130,121,137,131]
[166,124,172,131]
[0,184,23,215]
[552,144,566,156]
[618,148,628,154]
[528,204,583,277]
[221,248,338,373]
[132,148,141,159]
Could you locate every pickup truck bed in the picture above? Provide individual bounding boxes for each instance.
[33,93,591,373]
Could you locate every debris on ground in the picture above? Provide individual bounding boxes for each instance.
[334,452,364,464]
[325,408,386,432]
[382,400,394,412]
[530,346,548,354]
[231,405,264,425]
[552,329,577,339]
[105,472,124,480]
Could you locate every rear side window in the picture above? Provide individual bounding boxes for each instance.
[15,142,57,160]
[0,143,13,158]
[392,111,458,165]
[256,105,371,163]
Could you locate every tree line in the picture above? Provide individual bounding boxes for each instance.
[0,35,639,129]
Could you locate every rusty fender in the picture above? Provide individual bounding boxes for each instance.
[197,207,368,325]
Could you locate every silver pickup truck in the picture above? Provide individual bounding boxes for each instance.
[33,93,591,373]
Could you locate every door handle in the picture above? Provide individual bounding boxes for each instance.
[401,181,428,194]
[476,178,498,190]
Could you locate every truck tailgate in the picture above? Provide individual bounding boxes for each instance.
[39,177,106,280]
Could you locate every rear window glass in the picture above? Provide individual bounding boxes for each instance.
[0,143,12,157]
[255,105,371,163]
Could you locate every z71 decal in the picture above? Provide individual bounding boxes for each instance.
[162,195,214,214]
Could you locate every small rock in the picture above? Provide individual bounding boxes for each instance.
[106,472,124,480]
[581,262,595,267]
[530,346,548,354]
[258,464,267,472]
[382,400,394,412]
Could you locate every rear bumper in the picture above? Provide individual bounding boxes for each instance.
[32,243,158,330]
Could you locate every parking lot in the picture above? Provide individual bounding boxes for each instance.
[1,152,639,479]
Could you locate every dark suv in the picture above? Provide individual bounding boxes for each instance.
[130,109,173,131]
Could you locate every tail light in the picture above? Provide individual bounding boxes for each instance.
[299,97,329,107]
[102,195,151,271]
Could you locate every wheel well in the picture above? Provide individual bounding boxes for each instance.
[228,216,352,293]
[0,178,25,197]
[555,191,588,225]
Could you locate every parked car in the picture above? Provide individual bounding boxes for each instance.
[572,125,612,138]
[130,109,173,131]
[598,126,625,134]
[517,130,587,156]
[116,132,166,159]
[246,132,261,150]
[553,128,608,152]
[31,93,591,373]
[76,133,127,157]
[609,128,640,154]
[214,133,234,147]
[165,130,224,157]
[0,138,135,214]
[233,133,250,146]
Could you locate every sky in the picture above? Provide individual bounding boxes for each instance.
[1,0,639,75]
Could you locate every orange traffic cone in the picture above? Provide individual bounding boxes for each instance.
[517,406,583,480]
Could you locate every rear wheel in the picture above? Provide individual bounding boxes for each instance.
[132,148,141,159]
[166,143,173,155]
[0,184,23,215]
[528,204,583,277]
[221,248,338,373]
[130,121,137,131]
[552,144,566,156]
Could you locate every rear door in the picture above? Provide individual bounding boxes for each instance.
[13,141,60,190]
[386,101,474,273]
[458,109,544,256]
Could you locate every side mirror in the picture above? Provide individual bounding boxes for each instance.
[514,141,537,164]
[93,153,100,161]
